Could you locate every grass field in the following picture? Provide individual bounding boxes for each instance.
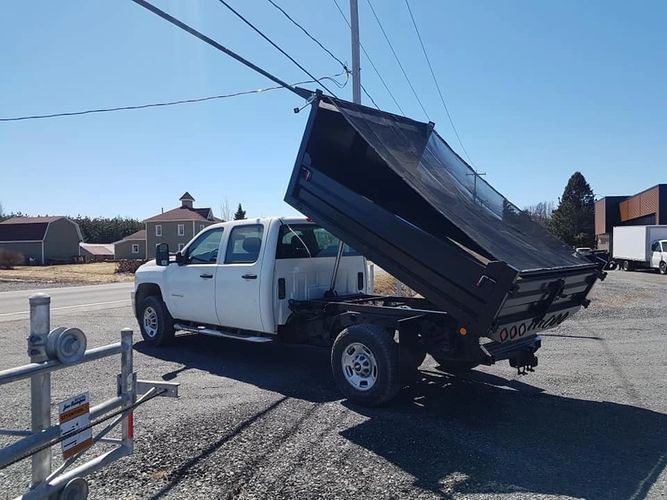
[373,267,416,296]
[0,262,134,284]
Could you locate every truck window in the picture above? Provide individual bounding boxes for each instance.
[276,224,359,259]
[187,228,224,264]
[225,225,264,264]
[662,242,667,253]
[652,242,661,252]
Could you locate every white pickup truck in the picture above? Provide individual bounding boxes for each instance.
[134,214,599,406]
[135,217,414,404]
[134,217,368,338]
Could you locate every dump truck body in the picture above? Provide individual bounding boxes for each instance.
[285,97,602,344]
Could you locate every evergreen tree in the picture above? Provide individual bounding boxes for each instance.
[69,215,143,243]
[549,172,595,247]
[233,204,246,220]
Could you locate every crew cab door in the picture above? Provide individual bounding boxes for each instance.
[215,223,266,332]
[165,227,224,324]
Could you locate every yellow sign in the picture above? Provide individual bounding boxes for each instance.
[59,392,93,459]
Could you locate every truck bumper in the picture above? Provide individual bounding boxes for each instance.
[480,335,542,365]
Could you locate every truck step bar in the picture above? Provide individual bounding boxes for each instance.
[173,323,273,343]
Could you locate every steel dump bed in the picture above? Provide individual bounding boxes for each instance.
[285,96,601,339]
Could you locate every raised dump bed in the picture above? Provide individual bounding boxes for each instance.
[285,96,602,343]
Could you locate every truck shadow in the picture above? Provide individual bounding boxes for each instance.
[136,335,666,499]
[344,369,667,499]
[134,334,339,402]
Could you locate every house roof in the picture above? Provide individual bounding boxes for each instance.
[0,216,83,242]
[117,229,146,242]
[144,207,213,222]
[1,216,62,224]
[0,223,48,241]
[179,192,195,201]
[80,243,114,256]
[0,216,64,242]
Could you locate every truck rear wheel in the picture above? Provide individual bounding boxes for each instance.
[331,324,400,406]
[622,260,633,272]
[139,296,175,346]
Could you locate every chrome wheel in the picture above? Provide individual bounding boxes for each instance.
[143,306,159,338]
[341,342,378,391]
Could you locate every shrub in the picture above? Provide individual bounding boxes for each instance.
[0,249,25,269]
[115,260,145,274]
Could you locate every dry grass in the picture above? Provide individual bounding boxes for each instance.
[0,262,134,284]
[373,268,416,297]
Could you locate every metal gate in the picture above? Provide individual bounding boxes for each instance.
[0,293,178,499]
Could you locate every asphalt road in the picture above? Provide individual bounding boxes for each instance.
[0,282,132,323]
[0,272,665,499]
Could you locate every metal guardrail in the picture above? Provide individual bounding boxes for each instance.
[0,293,179,499]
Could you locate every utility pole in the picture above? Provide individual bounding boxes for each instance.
[350,0,361,104]
[330,0,362,297]
[466,170,487,203]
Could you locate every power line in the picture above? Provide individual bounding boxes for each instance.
[216,0,339,98]
[361,83,380,109]
[129,0,311,100]
[331,0,404,114]
[266,0,346,70]
[266,0,380,110]
[0,73,347,122]
[404,0,474,165]
[365,0,430,121]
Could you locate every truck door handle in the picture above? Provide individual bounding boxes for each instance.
[200,273,214,279]
[242,273,257,280]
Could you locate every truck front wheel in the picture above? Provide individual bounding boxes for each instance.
[660,262,667,275]
[331,324,400,406]
[139,296,175,346]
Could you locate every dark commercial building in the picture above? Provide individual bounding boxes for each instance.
[595,184,667,252]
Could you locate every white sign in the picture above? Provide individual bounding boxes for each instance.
[59,392,93,459]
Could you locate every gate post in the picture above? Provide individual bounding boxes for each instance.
[28,293,52,487]
[120,328,135,454]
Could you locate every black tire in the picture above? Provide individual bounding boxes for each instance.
[622,260,632,272]
[331,324,400,406]
[660,262,667,275]
[430,354,478,375]
[138,295,175,345]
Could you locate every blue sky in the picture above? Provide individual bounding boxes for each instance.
[1,0,665,219]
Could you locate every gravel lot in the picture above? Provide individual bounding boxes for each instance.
[0,271,665,499]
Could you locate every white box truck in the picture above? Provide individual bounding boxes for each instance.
[612,225,667,273]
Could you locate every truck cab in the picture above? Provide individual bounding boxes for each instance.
[650,240,667,273]
[134,217,370,342]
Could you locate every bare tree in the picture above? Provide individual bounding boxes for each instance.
[524,201,555,228]
[219,199,232,221]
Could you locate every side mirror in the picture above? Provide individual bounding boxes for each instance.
[175,251,186,266]
[155,243,170,266]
